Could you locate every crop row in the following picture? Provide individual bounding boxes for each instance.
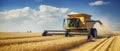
[70,38,107,51]
[0,36,64,46]
[108,36,120,51]
[70,36,120,51]
[0,37,87,51]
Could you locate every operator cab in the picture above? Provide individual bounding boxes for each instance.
[63,18,81,29]
[67,18,80,28]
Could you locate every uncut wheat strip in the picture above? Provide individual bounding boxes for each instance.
[0,37,87,51]
[69,38,106,51]
[109,36,118,51]
[93,37,114,51]
[109,36,120,51]
[98,37,116,51]
[113,32,120,36]
[83,39,106,51]
[108,36,117,51]
[69,42,93,51]
[115,36,120,51]
[69,40,96,51]
[88,39,108,51]
[0,36,64,46]
[86,38,107,51]
[69,40,95,51]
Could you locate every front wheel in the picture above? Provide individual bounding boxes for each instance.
[65,31,69,37]
[42,31,48,36]
[91,28,97,38]
[87,28,97,40]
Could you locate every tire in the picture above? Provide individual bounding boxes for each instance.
[42,31,48,36]
[87,34,92,40]
[65,31,69,37]
[91,28,97,38]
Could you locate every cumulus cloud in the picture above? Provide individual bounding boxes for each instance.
[68,12,78,14]
[0,5,71,32]
[89,0,110,6]
[0,7,30,19]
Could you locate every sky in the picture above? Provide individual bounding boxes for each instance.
[0,0,120,32]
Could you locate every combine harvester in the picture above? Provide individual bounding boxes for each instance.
[42,14,102,40]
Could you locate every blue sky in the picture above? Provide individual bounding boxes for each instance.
[0,0,120,32]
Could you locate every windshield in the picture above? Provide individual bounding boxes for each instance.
[67,18,80,28]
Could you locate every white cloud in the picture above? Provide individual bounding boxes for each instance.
[0,7,30,19]
[89,0,110,6]
[0,5,70,32]
[68,12,78,14]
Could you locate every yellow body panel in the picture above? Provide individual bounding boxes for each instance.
[80,17,85,24]
[65,14,95,31]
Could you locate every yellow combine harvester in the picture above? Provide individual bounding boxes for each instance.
[42,13,102,40]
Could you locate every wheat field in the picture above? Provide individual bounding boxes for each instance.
[0,32,42,39]
[0,32,120,51]
[0,36,65,46]
[69,36,120,51]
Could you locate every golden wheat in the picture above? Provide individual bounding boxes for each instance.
[93,37,114,51]
[0,36,64,46]
[113,31,120,36]
[108,36,120,51]
[0,37,87,51]
[70,36,120,51]
[70,38,107,51]
[0,32,120,51]
[0,32,41,39]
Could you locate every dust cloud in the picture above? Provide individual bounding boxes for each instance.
[95,20,113,37]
